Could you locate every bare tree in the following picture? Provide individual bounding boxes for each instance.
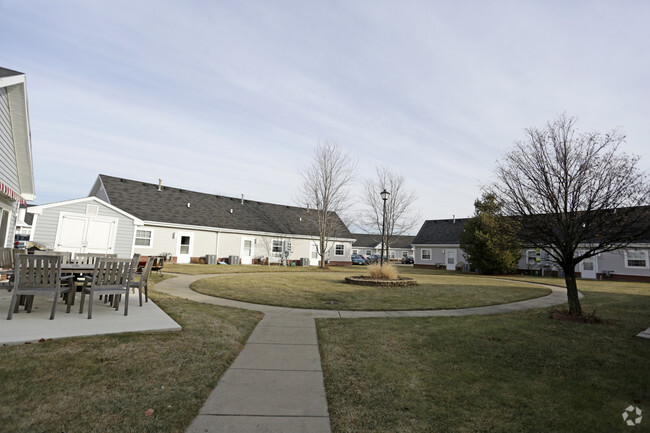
[297,140,356,268]
[492,114,650,315]
[361,167,420,261]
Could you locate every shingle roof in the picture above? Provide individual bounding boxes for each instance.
[352,234,381,247]
[93,174,353,238]
[352,233,415,249]
[0,67,23,78]
[412,219,467,245]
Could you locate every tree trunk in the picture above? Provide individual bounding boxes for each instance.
[563,267,583,315]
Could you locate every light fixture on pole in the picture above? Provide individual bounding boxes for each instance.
[380,189,390,266]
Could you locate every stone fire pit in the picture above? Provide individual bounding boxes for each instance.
[344,276,417,287]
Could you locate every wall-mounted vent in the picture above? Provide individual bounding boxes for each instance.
[86,204,99,215]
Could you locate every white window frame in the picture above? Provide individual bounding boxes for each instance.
[526,249,538,265]
[352,249,358,255]
[421,249,431,260]
[365,249,372,256]
[624,250,649,269]
[335,244,345,256]
[402,251,408,258]
[272,239,283,257]
[134,228,154,248]
[390,250,396,259]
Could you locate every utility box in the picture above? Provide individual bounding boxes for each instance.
[300,258,310,267]
[228,255,240,265]
[206,255,217,265]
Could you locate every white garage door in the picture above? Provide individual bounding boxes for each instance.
[55,213,118,255]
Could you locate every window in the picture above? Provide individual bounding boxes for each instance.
[421,249,431,260]
[402,251,408,258]
[352,249,358,255]
[335,244,345,256]
[527,250,538,265]
[135,229,153,247]
[179,235,191,254]
[626,250,648,268]
[365,250,372,256]
[272,240,283,255]
[390,251,396,259]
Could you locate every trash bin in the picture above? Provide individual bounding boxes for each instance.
[228,255,240,265]
[206,255,217,265]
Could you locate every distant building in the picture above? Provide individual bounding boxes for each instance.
[89,174,354,265]
[351,233,415,261]
[412,215,650,281]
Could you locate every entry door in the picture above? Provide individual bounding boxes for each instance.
[446,249,457,271]
[581,256,598,279]
[176,232,193,264]
[241,237,254,265]
[310,242,320,266]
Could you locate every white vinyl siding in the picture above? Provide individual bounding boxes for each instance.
[0,87,20,193]
[29,200,137,258]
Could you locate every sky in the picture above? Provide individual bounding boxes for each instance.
[2,0,649,233]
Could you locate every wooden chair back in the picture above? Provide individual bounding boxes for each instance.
[33,250,71,263]
[71,253,115,265]
[14,254,62,289]
[0,248,14,268]
[89,258,133,288]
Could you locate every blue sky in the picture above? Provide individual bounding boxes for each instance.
[2,1,649,229]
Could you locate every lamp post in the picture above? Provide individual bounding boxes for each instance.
[380,189,390,266]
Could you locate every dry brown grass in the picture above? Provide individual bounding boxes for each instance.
[367,264,399,280]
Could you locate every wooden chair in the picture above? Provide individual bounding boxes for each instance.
[78,258,133,319]
[71,253,115,265]
[130,256,154,306]
[0,248,14,288]
[7,254,74,320]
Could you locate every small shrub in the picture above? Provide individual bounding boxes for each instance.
[367,264,399,280]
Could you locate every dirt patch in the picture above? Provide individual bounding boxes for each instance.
[549,309,608,324]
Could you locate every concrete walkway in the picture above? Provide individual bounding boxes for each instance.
[155,273,571,433]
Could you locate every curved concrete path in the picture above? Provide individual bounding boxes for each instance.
[155,274,569,433]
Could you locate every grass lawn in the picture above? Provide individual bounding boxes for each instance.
[317,278,650,432]
[190,269,552,310]
[0,281,262,433]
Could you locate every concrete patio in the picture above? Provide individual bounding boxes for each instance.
[0,287,181,345]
